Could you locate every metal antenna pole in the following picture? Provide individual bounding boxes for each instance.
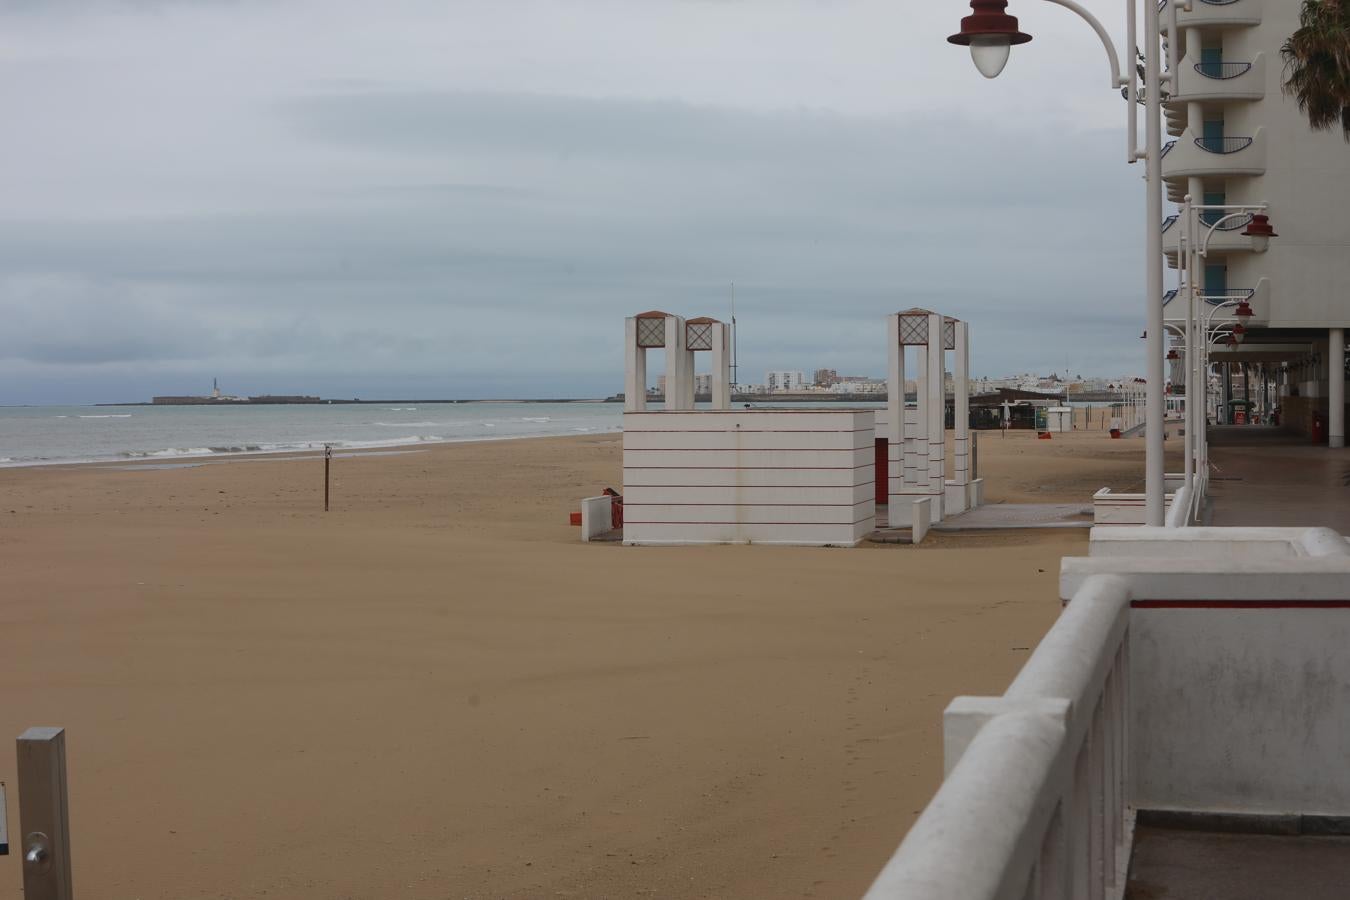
[730,282,738,390]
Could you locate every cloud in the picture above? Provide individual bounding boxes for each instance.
[0,0,1153,404]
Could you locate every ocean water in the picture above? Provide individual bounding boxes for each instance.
[0,402,626,468]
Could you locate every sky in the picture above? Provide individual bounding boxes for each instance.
[0,0,1152,404]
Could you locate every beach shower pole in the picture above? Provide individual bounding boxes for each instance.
[17,727,73,900]
[324,443,332,512]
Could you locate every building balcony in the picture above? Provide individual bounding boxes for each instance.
[1162,127,1266,184]
[1160,0,1262,36]
[1167,52,1266,109]
[1162,210,1256,264]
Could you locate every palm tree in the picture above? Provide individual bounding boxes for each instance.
[1282,0,1350,141]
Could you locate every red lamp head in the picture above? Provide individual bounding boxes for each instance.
[1167,348,1180,361]
[948,0,1032,79]
[1235,300,1254,319]
[1232,322,1247,344]
[1242,214,1278,252]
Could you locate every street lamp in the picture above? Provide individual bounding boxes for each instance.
[949,0,1168,526]
[1243,214,1279,254]
[947,0,1032,79]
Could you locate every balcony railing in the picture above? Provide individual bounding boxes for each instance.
[1195,135,1254,154]
[1199,211,1253,230]
[1195,60,1253,79]
[1161,0,1243,10]
[1199,287,1254,306]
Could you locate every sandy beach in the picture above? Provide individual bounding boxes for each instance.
[0,429,1161,899]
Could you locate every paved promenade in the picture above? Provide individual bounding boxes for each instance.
[1205,426,1350,534]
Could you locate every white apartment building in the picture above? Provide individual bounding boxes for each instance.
[764,370,806,392]
[1161,0,1349,444]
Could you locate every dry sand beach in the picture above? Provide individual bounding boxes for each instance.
[0,429,1165,899]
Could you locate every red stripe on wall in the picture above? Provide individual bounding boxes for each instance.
[1131,600,1350,609]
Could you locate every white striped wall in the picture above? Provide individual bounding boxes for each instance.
[622,410,877,546]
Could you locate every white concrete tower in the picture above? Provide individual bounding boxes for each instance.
[624,311,688,412]
[684,317,732,410]
[888,309,947,526]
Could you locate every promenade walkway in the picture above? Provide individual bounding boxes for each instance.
[1205,426,1350,534]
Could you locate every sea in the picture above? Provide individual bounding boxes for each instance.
[0,402,627,468]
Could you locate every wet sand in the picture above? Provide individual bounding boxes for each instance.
[0,429,1154,899]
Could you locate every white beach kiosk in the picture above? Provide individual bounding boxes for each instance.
[609,309,982,546]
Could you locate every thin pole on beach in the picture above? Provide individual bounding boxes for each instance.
[324,443,332,512]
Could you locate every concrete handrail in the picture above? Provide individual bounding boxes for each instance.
[865,575,1134,899]
[862,709,1068,900]
[1007,576,1129,733]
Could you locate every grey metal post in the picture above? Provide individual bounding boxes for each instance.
[18,727,73,900]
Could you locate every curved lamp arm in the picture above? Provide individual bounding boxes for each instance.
[1198,211,1258,258]
[1043,0,1129,88]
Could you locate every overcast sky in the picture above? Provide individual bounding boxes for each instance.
[0,0,1151,404]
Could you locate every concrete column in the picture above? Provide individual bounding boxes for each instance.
[953,320,970,486]
[1331,327,1345,448]
[1222,363,1232,425]
[886,314,904,526]
[624,317,646,412]
[914,343,928,496]
[663,316,691,410]
[709,322,731,410]
[926,313,945,520]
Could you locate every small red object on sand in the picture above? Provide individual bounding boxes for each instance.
[1037,432,1052,440]
[569,512,582,526]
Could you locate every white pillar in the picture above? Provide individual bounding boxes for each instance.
[663,316,691,411]
[709,322,731,410]
[926,313,945,520]
[886,314,905,526]
[1331,327,1345,448]
[953,320,970,486]
[914,343,929,497]
[624,317,647,412]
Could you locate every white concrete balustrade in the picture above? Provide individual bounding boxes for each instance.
[864,528,1350,899]
[865,575,1133,900]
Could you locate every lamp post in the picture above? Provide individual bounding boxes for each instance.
[949,0,1168,526]
[1174,194,1274,502]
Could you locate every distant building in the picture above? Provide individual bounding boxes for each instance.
[765,370,806,392]
[813,368,840,387]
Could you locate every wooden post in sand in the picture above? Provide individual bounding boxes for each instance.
[17,727,73,900]
[324,444,332,512]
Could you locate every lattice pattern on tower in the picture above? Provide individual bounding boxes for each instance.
[636,317,666,348]
[900,314,930,346]
[686,321,713,351]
